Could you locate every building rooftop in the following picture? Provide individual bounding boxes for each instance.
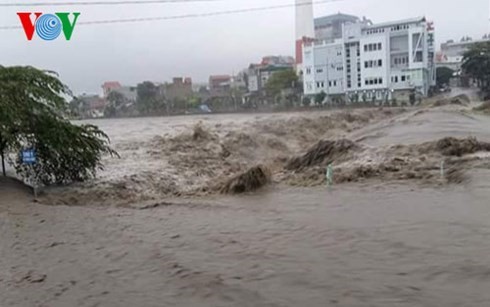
[102,81,121,88]
[365,16,425,29]
[314,13,360,28]
[442,38,490,47]
[209,75,231,81]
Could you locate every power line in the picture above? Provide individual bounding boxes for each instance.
[0,0,226,6]
[0,0,344,30]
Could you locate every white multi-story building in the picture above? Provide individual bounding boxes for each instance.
[302,16,436,104]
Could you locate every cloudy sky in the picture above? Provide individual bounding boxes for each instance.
[0,0,488,95]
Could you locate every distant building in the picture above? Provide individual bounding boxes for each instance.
[301,12,436,103]
[163,77,193,101]
[209,75,231,96]
[246,56,295,93]
[437,37,490,71]
[102,81,137,103]
[102,81,122,97]
[75,94,108,118]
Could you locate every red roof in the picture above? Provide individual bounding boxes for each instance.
[102,81,122,89]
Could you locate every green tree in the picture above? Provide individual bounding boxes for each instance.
[188,95,202,109]
[105,91,127,117]
[136,81,165,114]
[302,96,311,107]
[107,91,126,108]
[265,69,299,99]
[436,67,454,87]
[462,42,490,93]
[0,66,117,184]
[315,91,327,105]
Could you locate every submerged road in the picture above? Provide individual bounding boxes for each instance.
[2,178,490,307]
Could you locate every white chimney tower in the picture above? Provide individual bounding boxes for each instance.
[295,0,314,67]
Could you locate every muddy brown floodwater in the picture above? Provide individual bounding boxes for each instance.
[2,95,490,306]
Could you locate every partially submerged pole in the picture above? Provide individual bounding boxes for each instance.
[326,164,333,186]
[1,149,5,177]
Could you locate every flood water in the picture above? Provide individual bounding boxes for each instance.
[2,181,490,306]
[2,103,490,306]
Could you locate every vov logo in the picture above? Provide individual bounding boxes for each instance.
[17,12,81,41]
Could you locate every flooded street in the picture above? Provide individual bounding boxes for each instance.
[2,181,490,306]
[2,100,490,306]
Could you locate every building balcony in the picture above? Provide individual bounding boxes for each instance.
[390,49,409,55]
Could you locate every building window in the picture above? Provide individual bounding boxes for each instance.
[316,68,323,73]
[379,78,383,84]
[401,75,406,82]
[415,51,423,63]
[365,62,368,68]
[306,67,311,74]
[364,45,368,52]
[378,43,382,50]
[378,59,382,67]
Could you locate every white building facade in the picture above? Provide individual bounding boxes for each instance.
[302,17,436,104]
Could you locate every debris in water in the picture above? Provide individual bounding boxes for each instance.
[286,139,359,171]
[421,137,490,157]
[192,122,214,141]
[445,166,467,184]
[432,94,470,107]
[474,101,490,114]
[220,165,271,194]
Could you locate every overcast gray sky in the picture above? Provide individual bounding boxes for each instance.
[0,0,488,95]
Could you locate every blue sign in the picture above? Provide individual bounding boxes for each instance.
[22,149,36,164]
